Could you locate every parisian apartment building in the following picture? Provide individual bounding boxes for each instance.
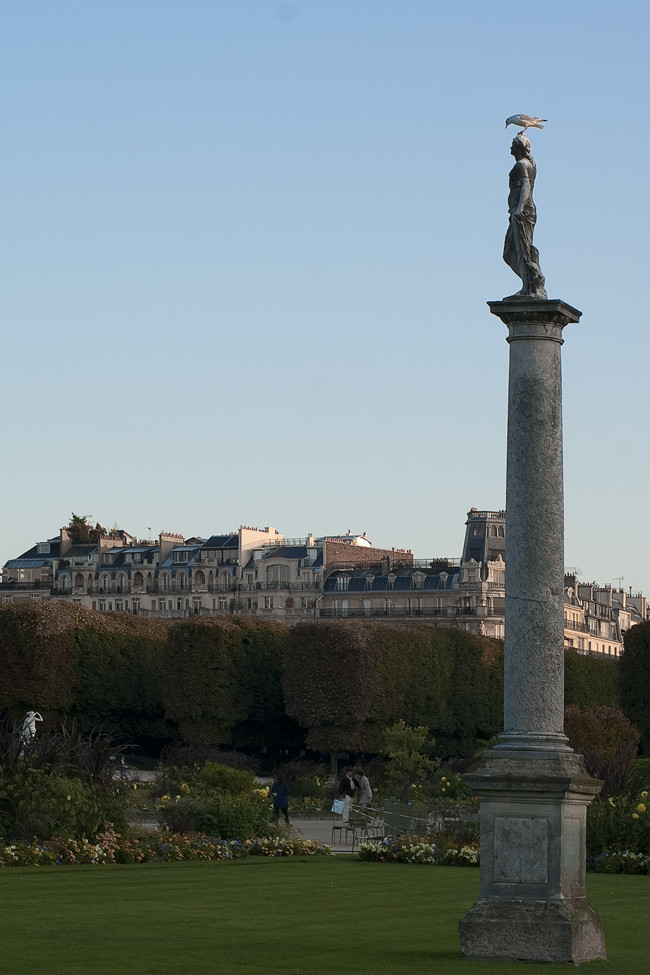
[1,510,646,660]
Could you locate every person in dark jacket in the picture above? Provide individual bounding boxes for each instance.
[271,773,290,825]
[337,768,355,822]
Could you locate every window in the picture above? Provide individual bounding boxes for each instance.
[336,576,350,592]
[218,597,228,611]
[160,573,170,592]
[178,572,187,591]
[266,564,290,586]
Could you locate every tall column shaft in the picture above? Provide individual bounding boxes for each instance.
[502,310,568,746]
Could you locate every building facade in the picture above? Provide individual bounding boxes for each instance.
[2,511,645,656]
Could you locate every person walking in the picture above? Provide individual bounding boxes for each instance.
[270,773,290,826]
[338,768,355,823]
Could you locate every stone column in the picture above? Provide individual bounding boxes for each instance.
[458,299,606,965]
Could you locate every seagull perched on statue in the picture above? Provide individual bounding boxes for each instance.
[505,114,547,134]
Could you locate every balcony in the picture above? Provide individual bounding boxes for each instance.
[318,606,505,619]
[564,618,589,633]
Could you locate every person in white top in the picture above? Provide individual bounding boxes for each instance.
[354,768,372,813]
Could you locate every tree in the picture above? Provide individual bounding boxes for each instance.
[160,618,288,748]
[381,719,434,800]
[70,615,172,747]
[620,622,650,755]
[564,705,640,796]
[0,602,76,724]
[282,621,382,767]
[67,512,108,544]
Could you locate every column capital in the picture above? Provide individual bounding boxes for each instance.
[488,298,582,329]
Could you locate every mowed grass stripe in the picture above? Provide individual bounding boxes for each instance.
[0,859,647,974]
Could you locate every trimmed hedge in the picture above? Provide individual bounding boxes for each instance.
[0,603,627,759]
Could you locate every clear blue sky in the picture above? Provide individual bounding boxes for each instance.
[1,1,648,597]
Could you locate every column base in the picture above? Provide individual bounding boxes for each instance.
[458,748,606,963]
[459,896,606,965]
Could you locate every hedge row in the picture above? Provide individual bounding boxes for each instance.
[0,602,622,758]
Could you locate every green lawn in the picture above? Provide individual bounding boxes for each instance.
[0,858,645,974]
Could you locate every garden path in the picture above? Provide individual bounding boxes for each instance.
[292,816,355,853]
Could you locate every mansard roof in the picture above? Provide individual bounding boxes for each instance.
[260,546,309,560]
[10,540,61,563]
[60,544,97,559]
[5,557,52,569]
[201,535,238,549]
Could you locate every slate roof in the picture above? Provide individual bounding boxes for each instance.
[202,535,238,549]
[61,545,97,559]
[260,546,309,560]
[347,577,368,592]
[10,540,61,562]
[4,558,52,569]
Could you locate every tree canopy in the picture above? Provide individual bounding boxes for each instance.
[67,512,108,544]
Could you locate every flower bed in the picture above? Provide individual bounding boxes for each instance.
[358,835,479,866]
[587,850,650,874]
[0,825,332,867]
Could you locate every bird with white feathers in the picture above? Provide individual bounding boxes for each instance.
[505,114,547,134]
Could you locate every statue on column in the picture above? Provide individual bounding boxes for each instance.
[503,134,547,299]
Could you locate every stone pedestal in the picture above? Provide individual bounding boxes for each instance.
[458,299,606,964]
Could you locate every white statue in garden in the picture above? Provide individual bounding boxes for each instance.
[20,710,43,745]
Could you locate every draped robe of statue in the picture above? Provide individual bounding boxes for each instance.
[503,136,547,299]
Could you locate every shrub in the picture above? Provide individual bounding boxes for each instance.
[153,760,273,840]
[3,768,128,841]
[0,720,129,842]
[158,789,271,840]
[586,793,650,856]
[274,758,328,799]
[565,705,640,796]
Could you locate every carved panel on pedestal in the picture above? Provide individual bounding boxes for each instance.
[493,816,549,884]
